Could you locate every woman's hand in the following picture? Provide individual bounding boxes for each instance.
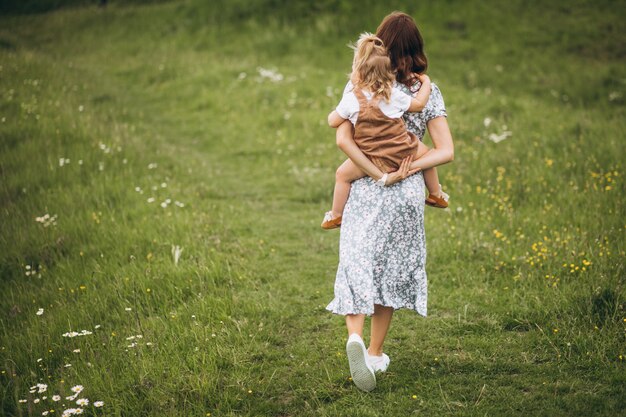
[385,157,421,185]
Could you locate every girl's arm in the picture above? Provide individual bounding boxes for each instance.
[407,74,431,112]
[336,120,415,185]
[408,116,454,171]
[328,110,346,128]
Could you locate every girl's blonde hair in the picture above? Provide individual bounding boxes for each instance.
[351,33,395,102]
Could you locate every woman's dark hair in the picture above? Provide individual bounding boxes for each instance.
[375,11,428,86]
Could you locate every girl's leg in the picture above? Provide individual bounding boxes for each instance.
[330,159,366,219]
[368,304,394,356]
[423,168,443,198]
[346,314,366,337]
[413,141,443,198]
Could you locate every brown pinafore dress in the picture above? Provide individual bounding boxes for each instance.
[353,88,419,173]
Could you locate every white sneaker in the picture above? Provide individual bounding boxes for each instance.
[346,334,376,392]
[367,352,390,373]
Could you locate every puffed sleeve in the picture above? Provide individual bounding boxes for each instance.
[422,83,447,122]
[343,80,354,95]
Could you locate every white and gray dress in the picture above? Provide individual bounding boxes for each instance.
[326,81,447,317]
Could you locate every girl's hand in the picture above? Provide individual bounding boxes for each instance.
[417,73,430,85]
[385,157,421,185]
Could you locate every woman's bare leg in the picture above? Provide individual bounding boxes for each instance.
[368,304,394,356]
[346,314,366,337]
[331,159,366,218]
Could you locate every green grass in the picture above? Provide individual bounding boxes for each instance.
[0,0,624,416]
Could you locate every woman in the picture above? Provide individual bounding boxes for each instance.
[325,11,454,391]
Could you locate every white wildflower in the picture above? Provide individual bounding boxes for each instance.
[148,163,158,169]
[488,131,512,143]
[257,67,284,82]
[62,329,93,338]
[238,72,247,80]
[76,398,89,406]
[35,214,58,227]
[94,401,104,407]
[483,117,492,127]
[33,398,40,403]
[36,308,44,316]
[125,307,132,311]
[36,383,47,393]
[147,197,155,203]
[70,385,84,394]
[52,395,61,401]
[609,91,622,101]
[171,245,183,266]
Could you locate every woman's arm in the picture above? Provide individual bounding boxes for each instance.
[336,120,415,185]
[409,116,454,171]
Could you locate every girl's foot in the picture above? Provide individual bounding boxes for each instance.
[425,184,449,208]
[346,333,376,392]
[367,352,390,373]
[321,211,342,229]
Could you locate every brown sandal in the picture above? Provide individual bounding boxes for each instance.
[425,187,449,209]
[321,211,342,229]
[425,194,448,208]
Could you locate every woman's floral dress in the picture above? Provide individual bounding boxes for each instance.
[326,81,447,317]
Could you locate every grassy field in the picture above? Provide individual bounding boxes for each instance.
[0,0,624,416]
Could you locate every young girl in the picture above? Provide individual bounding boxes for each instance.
[321,33,449,230]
